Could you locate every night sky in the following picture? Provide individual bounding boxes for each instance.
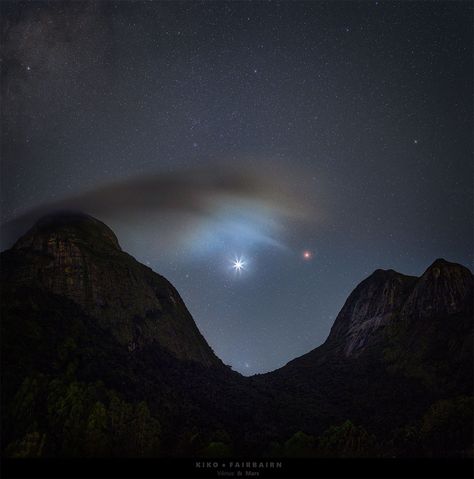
[1,1,472,375]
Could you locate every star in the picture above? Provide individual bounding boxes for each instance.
[414,139,418,144]
[302,250,313,260]
[232,257,246,271]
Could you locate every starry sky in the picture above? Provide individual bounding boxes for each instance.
[1,1,472,375]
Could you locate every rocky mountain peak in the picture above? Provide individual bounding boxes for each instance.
[2,213,222,368]
[401,258,473,320]
[424,257,471,277]
[13,211,122,253]
[316,259,473,359]
[326,269,417,357]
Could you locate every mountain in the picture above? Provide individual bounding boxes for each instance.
[3,212,221,367]
[255,259,473,451]
[0,213,274,457]
[1,213,472,459]
[280,258,472,362]
[323,268,418,357]
[400,258,473,320]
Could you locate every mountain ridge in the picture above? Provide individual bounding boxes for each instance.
[274,258,472,370]
[2,212,222,368]
[2,212,472,375]
[1,213,472,458]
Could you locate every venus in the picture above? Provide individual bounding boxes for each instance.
[232,257,245,271]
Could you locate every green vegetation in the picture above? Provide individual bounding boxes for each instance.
[420,396,474,457]
[3,374,162,457]
[318,421,377,457]
[283,431,316,457]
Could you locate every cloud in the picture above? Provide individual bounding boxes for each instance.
[1,164,316,256]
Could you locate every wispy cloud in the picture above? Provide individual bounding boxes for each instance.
[2,164,317,256]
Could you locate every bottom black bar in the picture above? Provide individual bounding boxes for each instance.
[1,458,473,479]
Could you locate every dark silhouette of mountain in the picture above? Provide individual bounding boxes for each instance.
[278,258,472,364]
[0,213,277,457]
[256,260,473,450]
[5,212,221,367]
[1,214,472,459]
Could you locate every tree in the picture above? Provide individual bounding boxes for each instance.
[47,380,89,455]
[318,420,377,457]
[130,401,161,456]
[84,401,109,456]
[9,375,46,439]
[107,392,134,455]
[283,431,316,457]
[391,425,421,457]
[420,396,474,456]
[199,441,233,457]
[4,431,46,458]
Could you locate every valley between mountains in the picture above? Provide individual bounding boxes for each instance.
[1,213,472,458]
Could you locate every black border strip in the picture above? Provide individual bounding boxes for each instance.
[2,458,473,479]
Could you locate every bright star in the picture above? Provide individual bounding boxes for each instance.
[232,257,246,271]
[302,250,313,260]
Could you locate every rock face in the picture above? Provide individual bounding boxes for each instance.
[2,212,221,367]
[326,269,417,356]
[262,258,473,447]
[400,258,473,320]
[321,259,473,358]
